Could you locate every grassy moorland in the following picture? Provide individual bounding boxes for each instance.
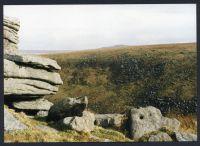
[43,43,197,116]
[5,43,197,142]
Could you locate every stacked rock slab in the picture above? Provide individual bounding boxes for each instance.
[4,16,20,54]
[48,96,95,133]
[4,16,62,116]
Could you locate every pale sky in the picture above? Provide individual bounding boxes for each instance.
[3,4,196,51]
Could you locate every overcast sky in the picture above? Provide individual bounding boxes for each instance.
[4,4,196,51]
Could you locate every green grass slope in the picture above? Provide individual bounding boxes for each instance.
[43,43,197,115]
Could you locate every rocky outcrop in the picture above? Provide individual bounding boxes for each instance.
[4,108,27,131]
[94,114,125,128]
[59,111,95,133]
[4,16,62,118]
[47,96,88,121]
[129,106,180,139]
[4,16,62,99]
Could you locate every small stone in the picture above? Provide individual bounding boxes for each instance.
[148,132,173,142]
[59,111,95,133]
[95,114,125,128]
[175,132,197,141]
[36,111,49,118]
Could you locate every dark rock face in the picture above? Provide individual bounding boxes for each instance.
[47,96,88,121]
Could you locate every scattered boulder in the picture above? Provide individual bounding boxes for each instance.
[47,96,88,121]
[12,98,53,111]
[59,111,95,133]
[95,114,125,128]
[129,106,180,139]
[148,132,173,142]
[175,132,197,141]
[4,108,27,131]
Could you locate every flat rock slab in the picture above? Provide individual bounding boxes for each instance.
[4,16,20,31]
[4,53,61,71]
[4,108,27,131]
[47,96,88,121]
[175,132,197,141]
[4,78,58,96]
[59,111,95,133]
[4,59,63,85]
[13,98,53,111]
[95,114,125,128]
[129,106,180,139]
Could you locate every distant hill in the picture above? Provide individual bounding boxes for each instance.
[100,44,129,49]
[19,49,73,55]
